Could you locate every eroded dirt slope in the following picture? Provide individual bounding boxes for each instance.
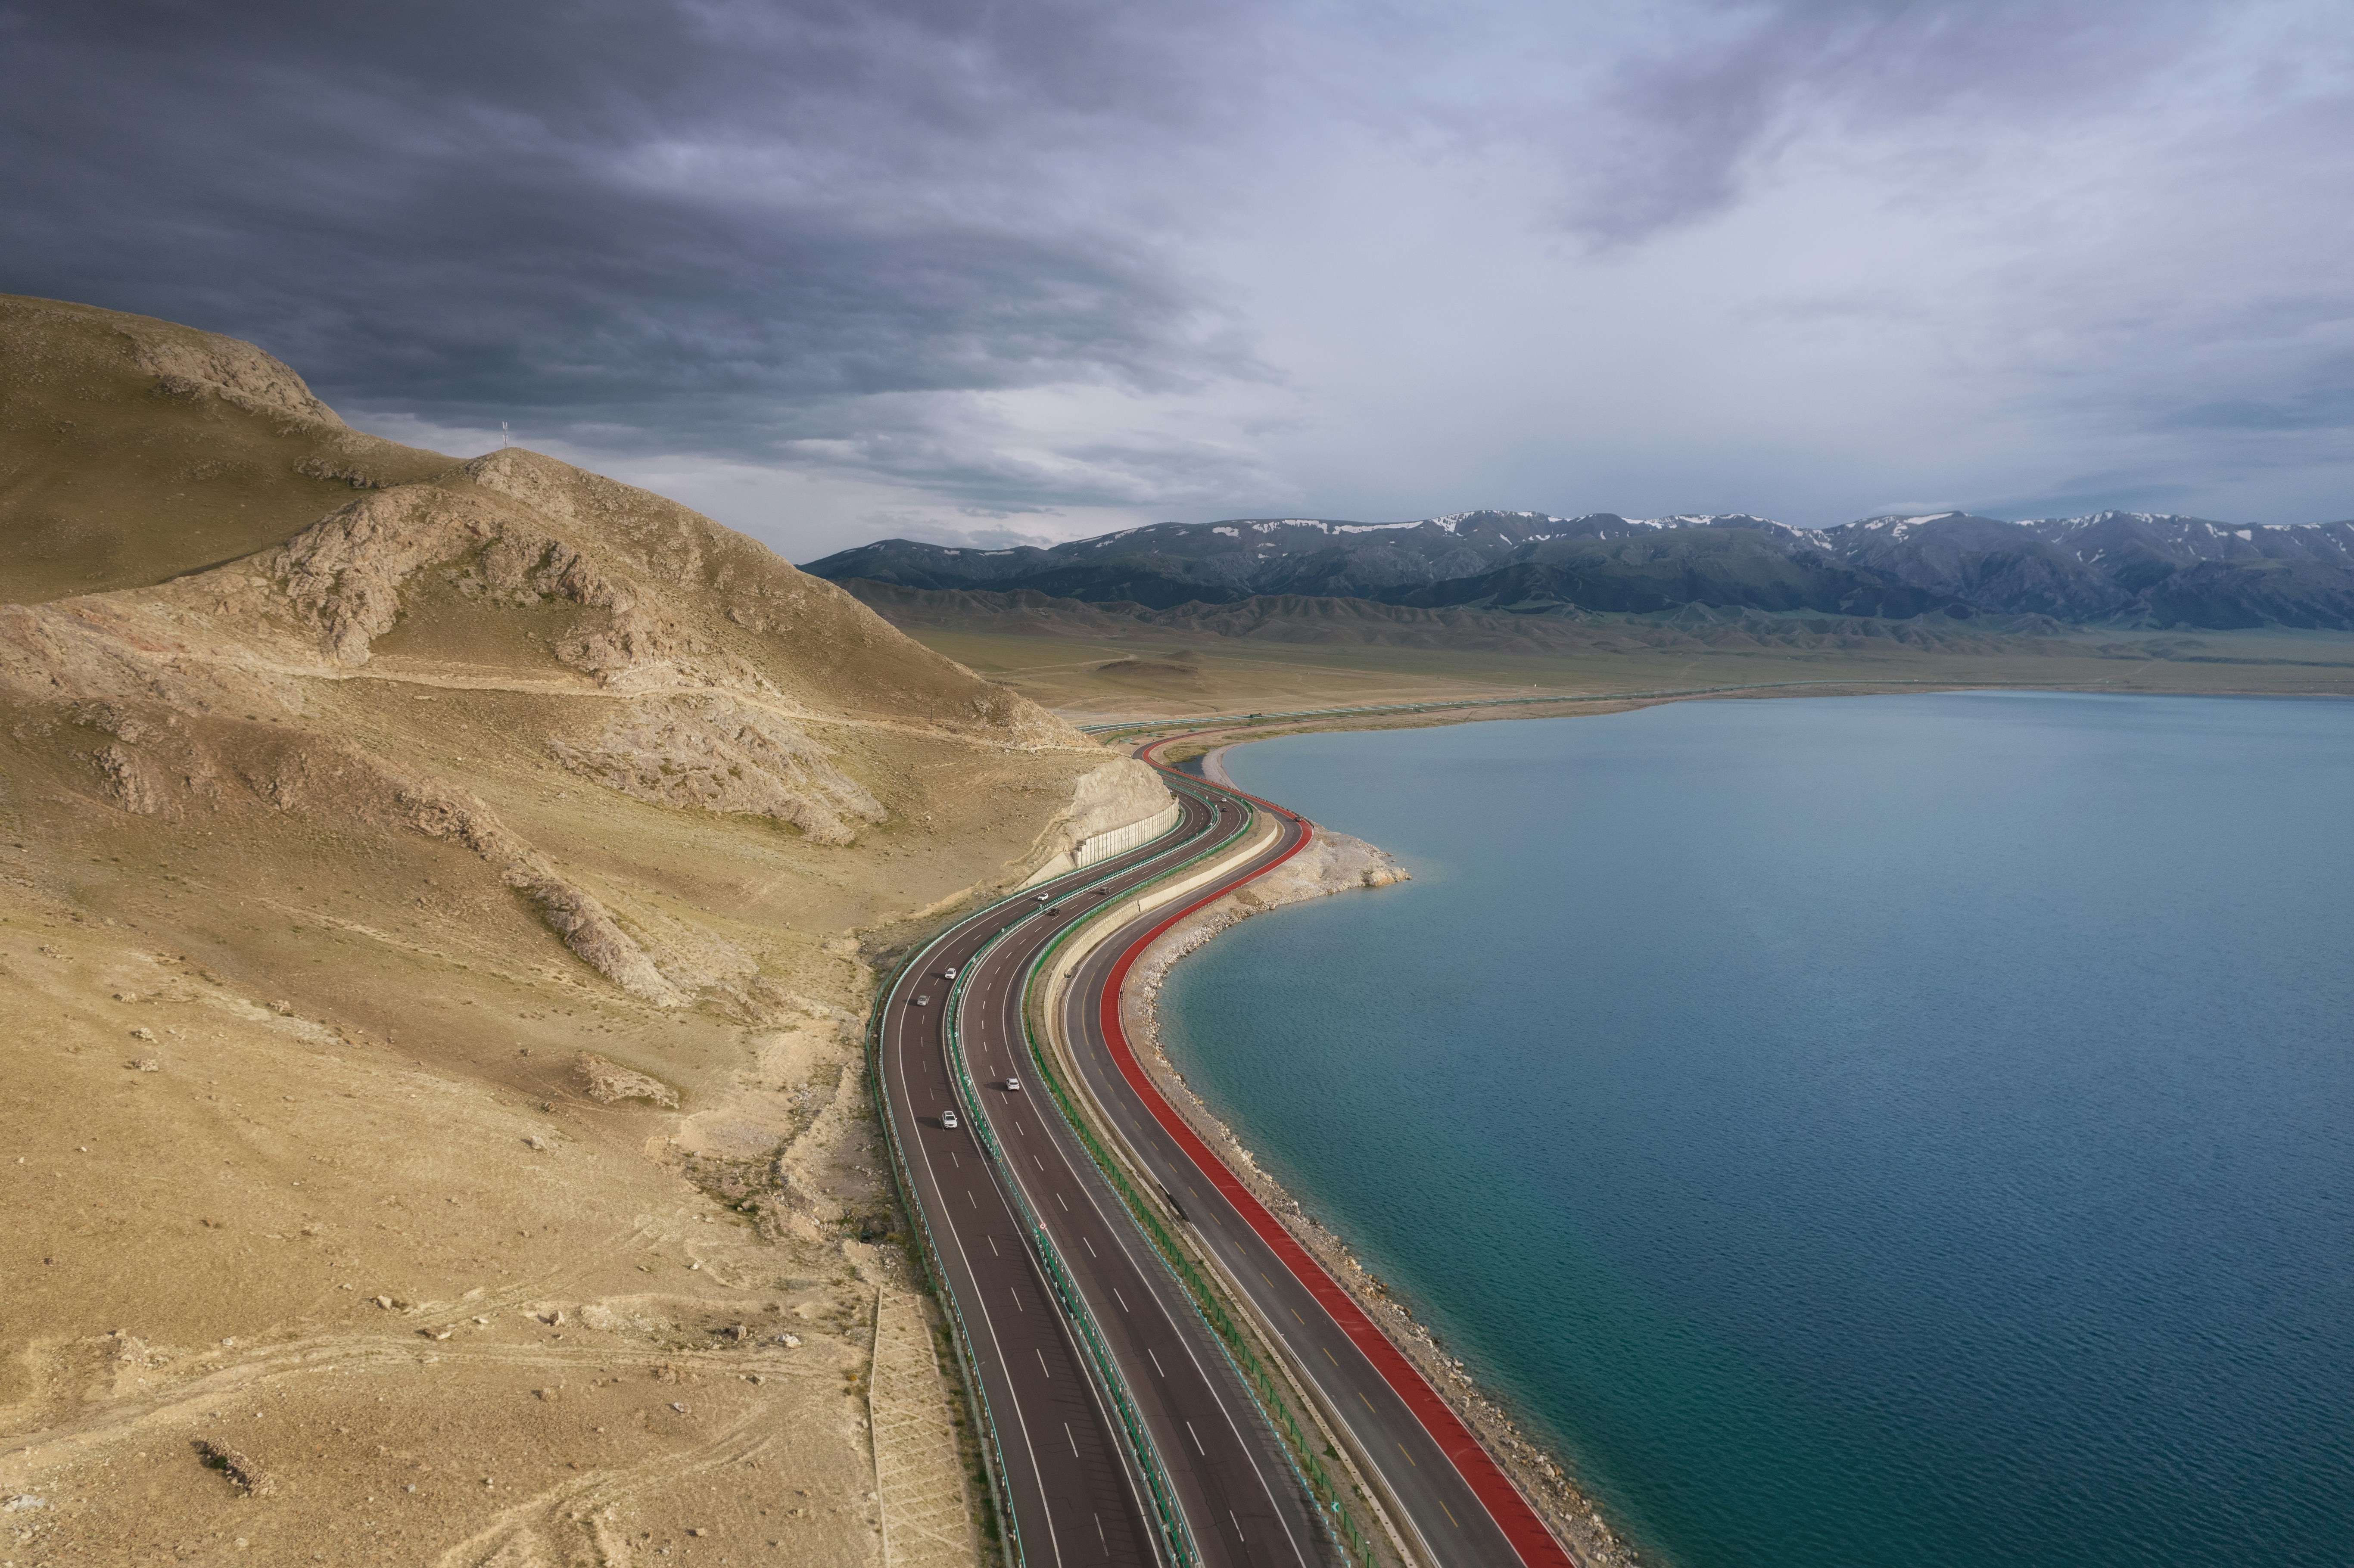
[0,296,455,603]
[0,299,1167,1566]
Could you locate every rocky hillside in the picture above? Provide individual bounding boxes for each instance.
[1,296,454,603]
[1819,511,2354,628]
[0,296,1166,1564]
[1387,527,1957,619]
[807,507,2354,630]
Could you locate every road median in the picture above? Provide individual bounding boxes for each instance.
[1018,789,1431,1568]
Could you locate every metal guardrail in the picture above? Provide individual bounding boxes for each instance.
[868,806,1213,1568]
[943,932,1202,1568]
[1015,779,1387,1568]
[867,941,1027,1567]
[870,775,1374,1568]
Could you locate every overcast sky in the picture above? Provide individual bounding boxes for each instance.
[6,0,2351,557]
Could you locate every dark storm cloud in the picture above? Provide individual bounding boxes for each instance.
[8,0,2351,539]
[1544,0,2226,244]
[0,0,1259,457]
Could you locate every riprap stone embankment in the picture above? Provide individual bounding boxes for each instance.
[1119,815,1644,1566]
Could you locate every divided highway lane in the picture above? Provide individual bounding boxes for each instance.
[878,793,1330,1568]
[953,798,1326,1568]
[1051,751,1580,1568]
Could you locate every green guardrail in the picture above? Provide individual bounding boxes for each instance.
[1017,780,1386,1568]
[866,800,1248,1568]
[875,775,1388,1568]
[866,800,1242,1568]
[943,924,1202,1568]
[866,941,1026,1567]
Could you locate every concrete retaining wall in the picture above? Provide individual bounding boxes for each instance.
[1019,796,1184,889]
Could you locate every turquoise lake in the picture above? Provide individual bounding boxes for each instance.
[1160,692,2354,1568]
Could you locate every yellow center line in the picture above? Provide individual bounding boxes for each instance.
[1438,1500,1459,1528]
[1396,1443,1417,1467]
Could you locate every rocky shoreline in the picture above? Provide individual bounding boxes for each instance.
[1123,767,1649,1568]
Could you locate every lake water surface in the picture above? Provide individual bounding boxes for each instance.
[1160,693,2354,1568]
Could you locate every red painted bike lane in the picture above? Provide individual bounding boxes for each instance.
[1095,739,1578,1568]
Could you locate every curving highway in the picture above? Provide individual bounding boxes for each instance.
[873,748,1579,1568]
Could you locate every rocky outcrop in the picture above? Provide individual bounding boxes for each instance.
[386,765,691,1006]
[1019,757,1176,885]
[1254,828,1410,897]
[260,481,726,689]
[270,487,518,663]
[88,741,163,815]
[128,326,344,431]
[1130,828,1408,992]
[548,693,883,845]
[22,693,703,1007]
[0,315,1117,1023]
[573,1052,681,1108]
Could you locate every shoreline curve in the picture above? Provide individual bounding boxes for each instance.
[1124,728,1650,1567]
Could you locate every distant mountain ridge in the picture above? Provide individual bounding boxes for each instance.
[804,508,2354,630]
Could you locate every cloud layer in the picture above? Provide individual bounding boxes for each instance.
[6,0,2349,554]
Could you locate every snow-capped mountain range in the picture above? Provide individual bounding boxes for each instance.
[804,509,2354,629]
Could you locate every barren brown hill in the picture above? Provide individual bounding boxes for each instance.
[0,296,1168,1565]
[0,296,453,603]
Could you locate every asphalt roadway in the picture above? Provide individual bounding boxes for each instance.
[876,756,1577,1568]
[878,789,1325,1568]
[1059,754,1576,1568]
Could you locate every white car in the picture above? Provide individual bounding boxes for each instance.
[914,995,930,1008]
[941,1108,959,1129]
[1004,1074,1023,1093]
[942,967,958,980]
